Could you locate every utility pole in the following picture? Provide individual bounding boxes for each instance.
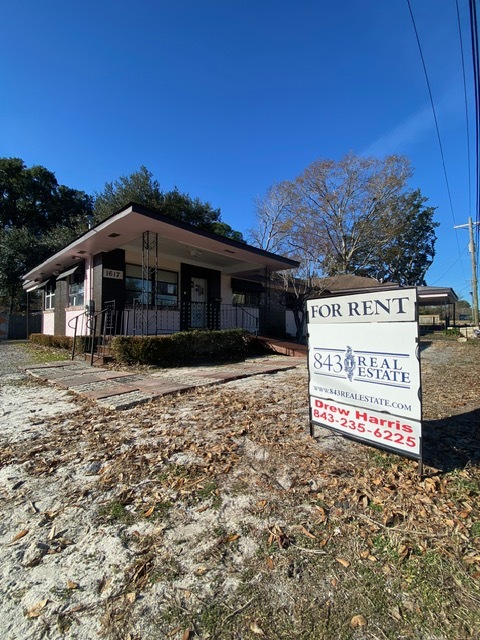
[454,217,479,327]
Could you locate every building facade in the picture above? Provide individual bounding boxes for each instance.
[23,203,299,338]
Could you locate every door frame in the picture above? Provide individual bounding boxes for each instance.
[180,263,221,331]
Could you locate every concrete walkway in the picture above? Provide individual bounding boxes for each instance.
[25,355,306,410]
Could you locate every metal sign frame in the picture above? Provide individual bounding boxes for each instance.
[307,287,423,471]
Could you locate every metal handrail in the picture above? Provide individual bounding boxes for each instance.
[69,311,90,360]
[70,303,260,362]
[238,306,259,335]
[70,308,109,364]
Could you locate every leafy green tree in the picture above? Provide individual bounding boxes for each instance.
[93,166,164,222]
[0,158,92,233]
[93,166,244,239]
[0,157,93,310]
[0,227,48,312]
[356,190,438,285]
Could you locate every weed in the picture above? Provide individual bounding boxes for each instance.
[20,343,70,363]
[50,586,75,601]
[147,500,172,520]
[98,500,135,524]
[447,471,479,499]
[196,481,222,507]
[151,556,183,583]
[371,533,400,562]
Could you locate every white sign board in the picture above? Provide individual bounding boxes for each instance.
[307,288,422,459]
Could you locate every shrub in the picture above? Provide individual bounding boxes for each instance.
[29,333,74,350]
[111,329,249,366]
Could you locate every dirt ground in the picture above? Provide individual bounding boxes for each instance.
[0,339,479,640]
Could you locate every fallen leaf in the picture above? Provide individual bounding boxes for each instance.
[26,599,49,618]
[350,614,367,628]
[11,529,29,543]
[226,533,240,543]
[66,580,78,590]
[195,565,208,576]
[181,630,192,640]
[143,505,155,517]
[423,477,437,493]
[336,557,350,568]
[68,604,86,613]
[389,605,402,621]
[250,621,266,636]
[125,591,136,603]
[299,525,316,540]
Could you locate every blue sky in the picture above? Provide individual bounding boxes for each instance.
[0,1,476,301]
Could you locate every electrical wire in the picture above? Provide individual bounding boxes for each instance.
[429,244,469,285]
[456,0,473,216]
[469,0,480,269]
[406,0,467,285]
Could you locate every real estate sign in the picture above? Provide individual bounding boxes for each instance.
[307,288,422,460]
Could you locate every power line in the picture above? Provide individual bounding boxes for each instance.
[407,0,468,286]
[428,244,469,285]
[467,0,480,289]
[456,0,473,215]
[406,0,459,227]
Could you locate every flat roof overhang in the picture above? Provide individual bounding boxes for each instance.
[416,286,459,306]
[23,202,299,287]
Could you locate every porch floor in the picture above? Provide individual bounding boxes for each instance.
[25,354,306,411]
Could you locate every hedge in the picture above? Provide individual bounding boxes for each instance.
[29,333,93,352]
[30,333,74,350]
[110,329,249,366]
[29,329,258,366]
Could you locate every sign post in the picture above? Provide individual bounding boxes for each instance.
[307,288,422,470]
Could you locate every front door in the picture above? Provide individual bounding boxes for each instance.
[190,277,208,328]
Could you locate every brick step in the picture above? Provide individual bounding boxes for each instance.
[256,336,307,357]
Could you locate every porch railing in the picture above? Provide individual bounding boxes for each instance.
[69,302,259,363]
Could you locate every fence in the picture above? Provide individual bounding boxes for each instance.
[0,313,42,339]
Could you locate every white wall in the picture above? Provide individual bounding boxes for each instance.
[65,309,88,337]
[42,311,55,335]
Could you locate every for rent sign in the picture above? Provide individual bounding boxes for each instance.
[307,288,422,459]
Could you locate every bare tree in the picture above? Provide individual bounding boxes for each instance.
[249,154,435,342]
[291,153,412,274]
[249,182,293,254]
[250,183,325,342]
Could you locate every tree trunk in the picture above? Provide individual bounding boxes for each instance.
[293,308,307,344]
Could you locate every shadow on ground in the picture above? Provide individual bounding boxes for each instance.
[422,406,480,472]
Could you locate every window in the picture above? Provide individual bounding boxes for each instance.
[125,264,178,307]
[44,284,55,310]
[231,278,264,307]
[68,272,85,307]
[232,291,261,307]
